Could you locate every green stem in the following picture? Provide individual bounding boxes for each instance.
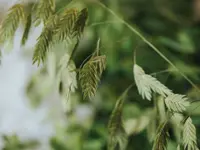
[88,21,120,27]
[150,69,174,76]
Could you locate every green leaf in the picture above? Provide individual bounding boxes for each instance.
[177,32,195,54]
[158,32,195,54]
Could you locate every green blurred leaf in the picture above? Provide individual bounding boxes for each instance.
[158,31,195,54]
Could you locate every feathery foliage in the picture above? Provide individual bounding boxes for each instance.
[34,0,55,26]
[107,87,131,150]
[183,117,199,150]
[153,120,169,150]
[79,39,106,99]
[0,4,25,44]
[133,64,172,100]
[164,94,190,113]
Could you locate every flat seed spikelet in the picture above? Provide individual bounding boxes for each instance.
[133,64,172,100]
[21,13,32,46]
[153,121,169,150]
[183,117,199,150]
[58,54,77,93]
[54,8,88,42]
[108,89,130,150]
[32,15,59,65]
[79,39,106,99]
[79,55,106,99]
[58,54,77,113]
[34,0,55,26]
[54,8,78,42]
[164,94,190,113]
[0,4,25,44]
[73,8,88,38]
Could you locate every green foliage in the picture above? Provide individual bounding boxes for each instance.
[2,135,39,150]
[1,0,200,149]
[157,31,195,54]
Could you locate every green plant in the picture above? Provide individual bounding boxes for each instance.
[0,0,199,150]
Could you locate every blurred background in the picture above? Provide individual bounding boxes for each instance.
[0,0,200,149]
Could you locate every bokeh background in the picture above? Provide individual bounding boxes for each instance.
[0,0,200,149]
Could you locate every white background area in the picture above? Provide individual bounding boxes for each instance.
[0,1,94,149]
[0,0,64,149]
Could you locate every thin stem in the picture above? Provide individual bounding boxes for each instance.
[79,53,93,68]
[80,38,101,69]
[119,82,135,104]
[94,1,200,93]
[68,41,79,63]
[88,21,120,27]
[150,69,175,76]
[133,45,137,65]
[96,38,101,56]
[133,41,142,64]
